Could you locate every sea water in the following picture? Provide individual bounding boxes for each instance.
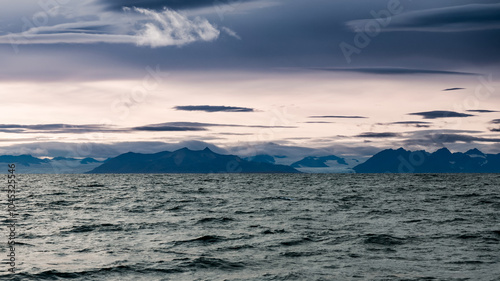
[1,174,499,280]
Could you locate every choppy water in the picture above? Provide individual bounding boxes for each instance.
[1,174,499,280]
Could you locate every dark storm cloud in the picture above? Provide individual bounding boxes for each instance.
[174,105,255,112]
[2,0,500,80]
[99,0,254,11]
[347,3,500,32]
[311,67,477,76]
[443,88,465,91]
[309,116,367,119]
[490,128,500,132]
[466,110,499,113]
[491,119,500,124]
[408,111,475,119]
[356,132,401,138]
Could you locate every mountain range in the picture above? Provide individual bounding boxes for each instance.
[0,155,104,174]
[88,147,300,173]
[353,147,500,173]
[1,147,499,174]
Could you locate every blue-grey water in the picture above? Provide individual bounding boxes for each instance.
[2,174,499,280]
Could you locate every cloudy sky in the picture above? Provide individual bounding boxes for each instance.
[1,0,499,159]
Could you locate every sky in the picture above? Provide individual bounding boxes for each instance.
[1,0,500,160]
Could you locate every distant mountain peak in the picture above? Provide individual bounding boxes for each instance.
[465,148,485,156]
[433,147,452,155]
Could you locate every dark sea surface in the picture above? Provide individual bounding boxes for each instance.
[2,174,499,280]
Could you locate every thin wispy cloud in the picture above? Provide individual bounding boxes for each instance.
[443,88,465,91]
[221,27,242,40]
[0,7,221,48]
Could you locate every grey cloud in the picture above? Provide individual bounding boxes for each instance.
[311,67,477,76]
[356,132,401,138]
[409,129,483,135]
[131,126,207,132]
[408,111,475,119]
[309,115,367,119]
[347,4,500,33]
[0,138,41,143]
[491,128,500,132]
[174,105,255,112]
[99,0,254,11]
[0,124,104,130]
[466,110,498,113]
[0,124,122,134]
[0,121,295,135]
[408,133,500,144]
[133,122,296,130]
[443,88,465,91]
[491,119,500,124]
[377,121,432,128]
[216,132,254,136]
[0,129,25,134]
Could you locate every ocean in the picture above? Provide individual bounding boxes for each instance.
[2,174,499,280]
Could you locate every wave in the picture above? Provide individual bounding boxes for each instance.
[175,235,227,245]
[180,257,246,270]
[10,265,185,280]
[363,234,406,246]
[280,237,313,246]
[262,229,286,234]
[195,217,234,224]
[78,183,105,187]
[61,223,124,233]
